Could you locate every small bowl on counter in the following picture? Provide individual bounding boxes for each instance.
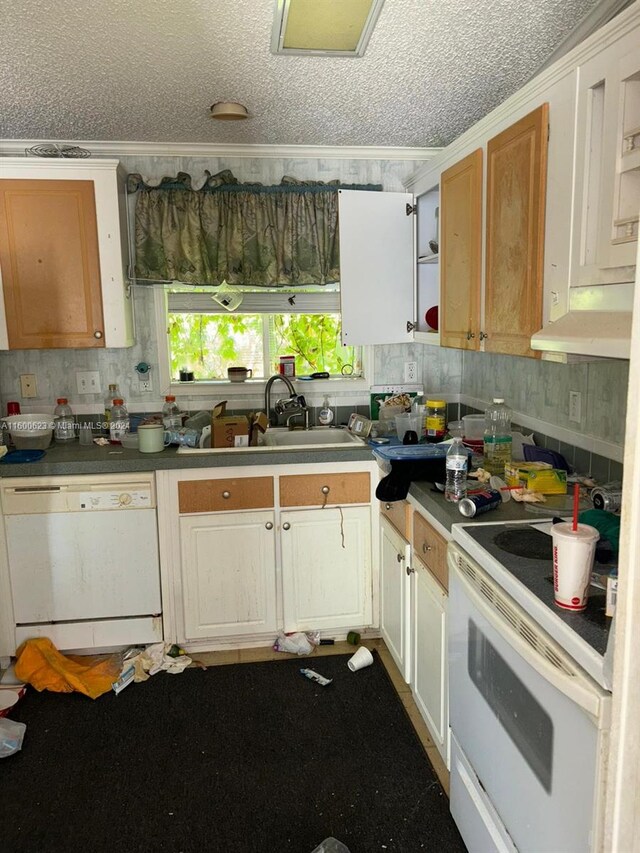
[3,414,55,449]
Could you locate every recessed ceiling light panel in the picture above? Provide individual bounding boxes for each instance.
[271,0,385,57]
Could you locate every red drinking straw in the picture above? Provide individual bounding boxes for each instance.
[572,483,580,532]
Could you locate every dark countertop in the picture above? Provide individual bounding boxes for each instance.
[408,480,536,532]
[0,440,376,477]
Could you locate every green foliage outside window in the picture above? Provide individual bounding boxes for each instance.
[168,313,360,380]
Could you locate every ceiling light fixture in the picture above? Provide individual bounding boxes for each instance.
[271,0,386,57]
[210,102,249,121]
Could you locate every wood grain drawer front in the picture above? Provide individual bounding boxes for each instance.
[413,512,448,592]
[178,478,274,513]
[280,472,370,507]
[380,499,410,540]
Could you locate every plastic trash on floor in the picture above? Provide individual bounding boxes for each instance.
[311,839,351,853]
[0,718,26,757]
[273,631,320,655]
[127,642,192,682]
[14,637,122,700]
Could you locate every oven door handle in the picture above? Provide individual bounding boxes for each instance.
[454,564,607,721]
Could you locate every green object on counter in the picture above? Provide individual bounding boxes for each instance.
[347,631,361,645]
[578,509,620,553]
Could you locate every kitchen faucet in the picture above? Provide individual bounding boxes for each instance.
[264,374,310,429]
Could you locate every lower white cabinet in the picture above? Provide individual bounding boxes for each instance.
[157,462,377,648]
[281,506,372,632]
[380,516,411,682]
[179,510,277,640]
[411,555,449,765]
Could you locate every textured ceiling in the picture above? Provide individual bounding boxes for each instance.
[1,0,602,148]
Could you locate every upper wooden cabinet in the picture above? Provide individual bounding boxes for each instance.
[440,149,483,350]
[0,159,133,349]
[484,105,548,358]
[0,179,105,348]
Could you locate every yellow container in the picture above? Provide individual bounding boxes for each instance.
[504,462,567,494]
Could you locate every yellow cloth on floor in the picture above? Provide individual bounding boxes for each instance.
[14,637,121,700]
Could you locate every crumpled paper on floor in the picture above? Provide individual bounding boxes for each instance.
[129,642,192,681]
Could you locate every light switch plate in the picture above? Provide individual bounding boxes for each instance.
[76,371,101,395]
[569,390,582,423]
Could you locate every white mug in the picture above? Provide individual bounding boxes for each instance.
[138,423,170,453]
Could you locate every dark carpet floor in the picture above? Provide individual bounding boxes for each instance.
[1,652,465,853]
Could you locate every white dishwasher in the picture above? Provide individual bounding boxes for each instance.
[1,473,163,652]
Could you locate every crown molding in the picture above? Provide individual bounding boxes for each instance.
[0,139,441,162]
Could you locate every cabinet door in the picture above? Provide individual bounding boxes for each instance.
[440,149,483,350]
[485,105,549,358]
[412,558,449,766]
[281,506,372,632]
[338,189,414,345]
[0,179,105,348]
[572,45,640,284]
[380,517,411,682]
[179,510,277,640]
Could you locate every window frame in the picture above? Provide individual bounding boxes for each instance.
[152,287,372,399]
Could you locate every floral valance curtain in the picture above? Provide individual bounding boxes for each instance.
[126,169,381,288]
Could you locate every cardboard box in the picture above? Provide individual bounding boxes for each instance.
[504,462,567,494]
[211,402,249,448]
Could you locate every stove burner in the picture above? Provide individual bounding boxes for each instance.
[494,528,553,560]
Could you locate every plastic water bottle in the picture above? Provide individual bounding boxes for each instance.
[445,437,468,502]
[54,398,75,441]
[162,395,182,430]
[109,398,129,444]
[483,398,512,476]
[104,383,120,436]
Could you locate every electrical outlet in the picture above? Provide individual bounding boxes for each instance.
[76,371,102,395]
[404,361,418,383]
[139,377,153,393]
[569,390,582,423]
[19,374,37,398]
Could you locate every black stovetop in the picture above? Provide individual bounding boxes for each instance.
[462,522,611,656]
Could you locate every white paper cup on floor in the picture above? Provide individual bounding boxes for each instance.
[552,522,599,611]
[347,646,374,672]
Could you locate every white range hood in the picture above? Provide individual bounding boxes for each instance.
[530,281,634,360]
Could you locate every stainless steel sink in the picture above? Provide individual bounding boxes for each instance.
[262,427,363,447]
[176,426,364,453]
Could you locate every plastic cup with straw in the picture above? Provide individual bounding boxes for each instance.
[551,483,600,610]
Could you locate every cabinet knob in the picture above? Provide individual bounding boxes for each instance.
[396,553,404,563]
[265,521,273,530]
[222,490,231,499]
[466,330,475,340]
[321,486,330,495]
[406,566,416,576]
[422,543,432,553]
[385,503,392,510]
[282,522,291,531]
[94,330,103,339]
[479,331,488,340]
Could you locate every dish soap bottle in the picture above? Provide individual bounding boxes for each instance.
[318,396,334,426]
[54,398,75,442]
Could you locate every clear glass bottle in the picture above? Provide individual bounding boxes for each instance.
[109,398,129,444]
[445,437,468,502]
[483,397,512,476]
[104,383,120,436]
[162,395,181,430]
[54,398,75,442]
